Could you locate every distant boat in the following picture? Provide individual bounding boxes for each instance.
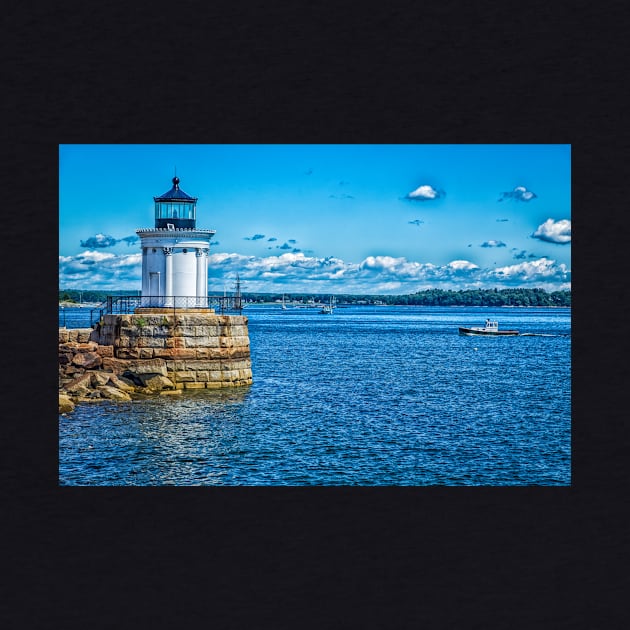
[281,294,287,310]
[458,320,519,336]
[320,296,336,314]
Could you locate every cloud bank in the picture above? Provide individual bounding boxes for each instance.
[59,250,142,289]
[60,250,571,293]
[531,219,571,244]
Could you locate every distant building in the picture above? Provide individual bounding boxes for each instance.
[136,177,216,307]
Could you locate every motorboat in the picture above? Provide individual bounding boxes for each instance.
[458,320,519,336]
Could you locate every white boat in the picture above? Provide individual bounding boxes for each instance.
[320,296,336,314]
[458,320,519,336]
[281,294,287,310]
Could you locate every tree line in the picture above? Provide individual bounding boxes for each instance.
[59,288,571,307]
[240,288,571,307]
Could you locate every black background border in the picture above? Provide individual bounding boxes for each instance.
[3,1,628,628]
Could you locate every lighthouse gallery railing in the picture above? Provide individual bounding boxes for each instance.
[89,295,243,326]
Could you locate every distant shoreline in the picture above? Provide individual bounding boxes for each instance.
[59,301,570,309]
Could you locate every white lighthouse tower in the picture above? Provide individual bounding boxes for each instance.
[136,176,215,308]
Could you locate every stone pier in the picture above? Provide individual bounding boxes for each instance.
[59,310,252,412]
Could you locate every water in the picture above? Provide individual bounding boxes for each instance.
[59,306,571,485]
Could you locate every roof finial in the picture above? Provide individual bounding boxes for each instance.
[172,166,179,188]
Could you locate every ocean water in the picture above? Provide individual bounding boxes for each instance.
[58,305,571,486]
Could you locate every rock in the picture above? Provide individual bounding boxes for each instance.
[122,370,145,386]
[96,345,114,358]
[64,373,92,396]
[90,371,111,387]
[76,342,98,353]
[97,386,133,401]
[71,351,103,369]
[101,357,131,374]
[59,342,80,353]
[77,329,93,343]
[107,374,136,392]
[59,394,75,414]
[58,352,73,365]
[138,374,174,391]
[159,389,182,396]
[63,366,85,377]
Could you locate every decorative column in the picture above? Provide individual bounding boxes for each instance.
[164,247,173,306]
[203,249,209,301]
[196,248,205,306]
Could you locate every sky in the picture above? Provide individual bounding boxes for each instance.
[59,144,571,295]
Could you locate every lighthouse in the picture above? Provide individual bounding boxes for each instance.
[136,177,216,308]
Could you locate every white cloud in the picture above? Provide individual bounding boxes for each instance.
[60,249,570,294]
[447,260,479,271]
[406,184,441,201]
[487,257,571,288]
[532,218,571,244]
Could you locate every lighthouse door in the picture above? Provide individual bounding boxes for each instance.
[149,272,160,306]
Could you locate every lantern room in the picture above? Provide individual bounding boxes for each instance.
[153,176,197,229]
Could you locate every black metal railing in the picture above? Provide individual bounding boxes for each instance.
[89,295,243,326]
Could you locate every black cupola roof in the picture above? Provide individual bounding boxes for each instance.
[153,177,198,203]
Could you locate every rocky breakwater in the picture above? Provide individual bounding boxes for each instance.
[59,312,252,414]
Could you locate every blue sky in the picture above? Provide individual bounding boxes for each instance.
[59,144,571,294]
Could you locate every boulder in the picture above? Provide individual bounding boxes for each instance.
[63,365,85,377]
[97,386,133,401]
[58,352,73,365]
[59,342,80,353]
[90,371,111,387]
[58,394,75,414]
[101,357,131,374]
[122,370,145,386]
[71,351,103,369]
[64,373,92,396]
[107,374,136,392]
[138,374,174,391]
[159,389,182,396]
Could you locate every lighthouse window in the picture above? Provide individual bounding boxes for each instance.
[182,248,188,254]
[152,248,156,253]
